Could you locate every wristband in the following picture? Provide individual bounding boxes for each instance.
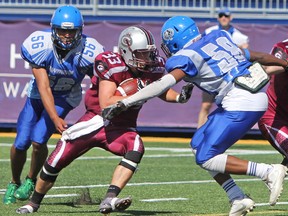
[176,95,180,103]
[242,48,250,60]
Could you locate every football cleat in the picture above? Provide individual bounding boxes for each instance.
[229,195,255,216]
[16,204,38,214]
[264,164,288,206]
[281,157,288,167]
[14,178,35,201]
[3,182,20,204]
[99,196,132,214]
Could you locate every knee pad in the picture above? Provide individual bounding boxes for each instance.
[119,151,143,172]
[191,147,196,156]
[40,161,60,182]
[200,154,228,173]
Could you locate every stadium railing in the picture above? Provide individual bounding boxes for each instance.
[0,0,288,20]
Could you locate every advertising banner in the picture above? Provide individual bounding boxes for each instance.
[1,20,287,130]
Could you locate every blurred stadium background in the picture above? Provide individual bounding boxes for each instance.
[0,0,288,137]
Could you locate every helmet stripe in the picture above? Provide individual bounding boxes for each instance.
[137,26,153,45]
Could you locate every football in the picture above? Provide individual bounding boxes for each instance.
[115,78,139,96]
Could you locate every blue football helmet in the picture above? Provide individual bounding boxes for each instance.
[50,5,84,50]
[161,16,200,57]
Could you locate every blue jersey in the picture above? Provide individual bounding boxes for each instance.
[21,30,104,107]
[203,25,249,47]
[165,30,251,105]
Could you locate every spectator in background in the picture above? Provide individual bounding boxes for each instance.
[197,7,249,128]
[204,7,249,48]
[2,5,104,205]
[258,39,288,166]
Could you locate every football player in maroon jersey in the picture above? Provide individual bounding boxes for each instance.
[258,40,288,166]
[15,26,193,214]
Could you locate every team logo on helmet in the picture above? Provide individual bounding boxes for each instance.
[121,35,132,47]
[61,22,75,29]
[163,28,174,41]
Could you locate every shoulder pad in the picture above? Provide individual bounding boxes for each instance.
[94,51,126,80]
[21,30,52,65]
[82,36,105,62]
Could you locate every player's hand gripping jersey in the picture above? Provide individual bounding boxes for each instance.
[93,51,165,128]
[21,30,104,107]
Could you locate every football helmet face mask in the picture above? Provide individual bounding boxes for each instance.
[118,26,159,72]
[50,5,84,50]
[161,16,200,57]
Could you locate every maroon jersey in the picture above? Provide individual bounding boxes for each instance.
[258,40,288,158]
[84,76,101,115]
[89,51,165,128]
[263,40,288,121]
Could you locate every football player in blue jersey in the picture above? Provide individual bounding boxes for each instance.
[3,5,104,204]
[197,7,250,128]
[102,16,288,216]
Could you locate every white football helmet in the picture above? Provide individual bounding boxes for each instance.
[118,26,159,72]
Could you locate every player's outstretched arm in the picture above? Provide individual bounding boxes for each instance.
[249,50,288,70]
[122,71,183,107]
[102,73,177,120]
[102,70,186,120]
[33,67,67,133]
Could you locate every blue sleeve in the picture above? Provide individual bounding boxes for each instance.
[242,48,251,60]
[165,55,198,77]
[20,45,32,64]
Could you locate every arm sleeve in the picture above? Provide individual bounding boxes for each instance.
[122,73,177,107]
[242,48,251,60]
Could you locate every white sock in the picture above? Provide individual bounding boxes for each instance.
[247,161,272,179]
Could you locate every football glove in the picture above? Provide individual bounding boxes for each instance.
[101,101,127,121]
[177,83,194,103]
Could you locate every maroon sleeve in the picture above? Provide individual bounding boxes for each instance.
[94,51,128,85]
[271,41,288,60]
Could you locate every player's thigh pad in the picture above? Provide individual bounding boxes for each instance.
[31,98,73,144]
[192,108,264,165]
[106,128,145,156]
[14,98,44,150]
[259,117,288,157]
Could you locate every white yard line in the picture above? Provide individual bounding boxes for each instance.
[0,142,279,163]
[0,177,282,192]
[44,194,78,198]
[140,197,189,202]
